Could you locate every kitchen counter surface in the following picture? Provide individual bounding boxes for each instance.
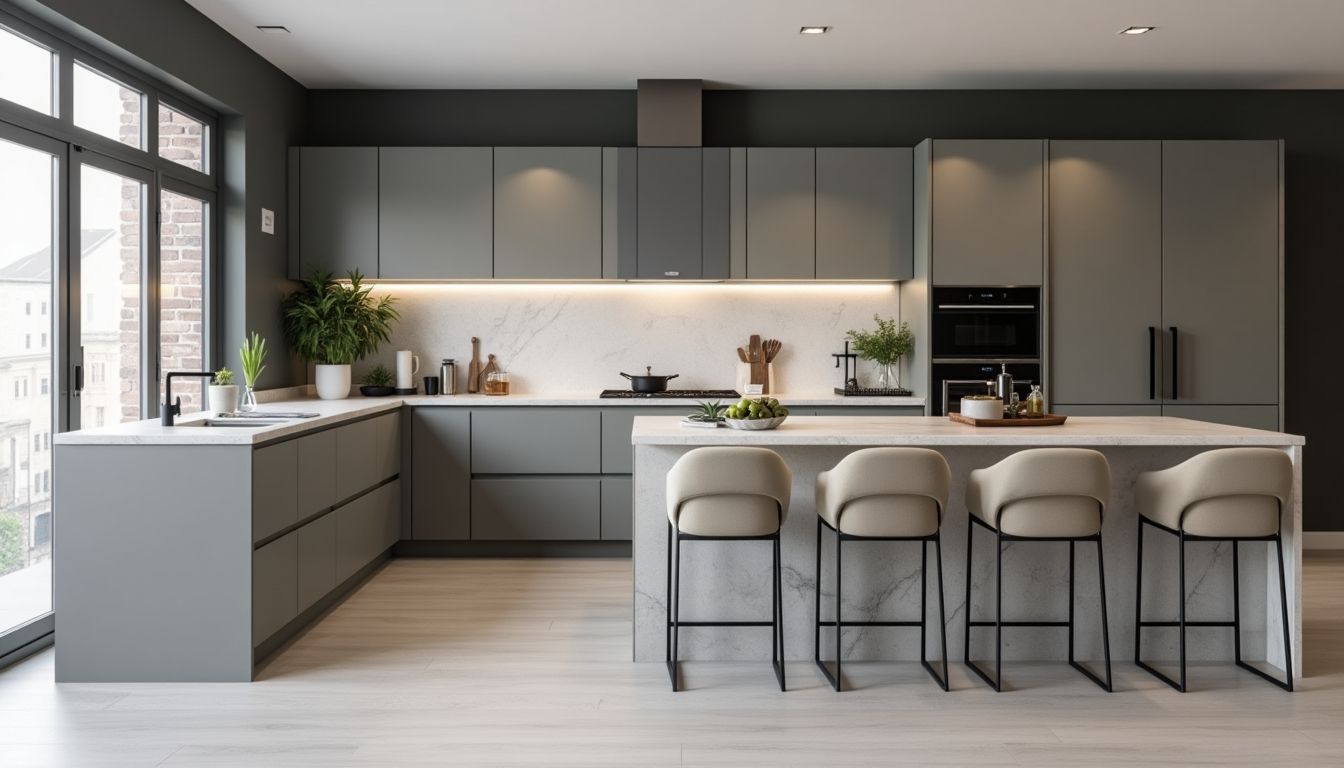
[400,392,926,407]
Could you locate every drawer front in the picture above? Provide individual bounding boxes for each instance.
[471,477,601,540]
[252,531,298,646]
[336,418,380,501]
[374,412,400,483]
[297,428,338,517]
[410,408,471,540]
[600,476,633,541]
[252,439,298,543]
[334,483,399,583]
[600,408,683,474]
[296,512,336,612]
[471,409,601,474]
[813,406,926,416]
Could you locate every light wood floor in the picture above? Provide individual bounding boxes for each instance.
[2,554,1343,767]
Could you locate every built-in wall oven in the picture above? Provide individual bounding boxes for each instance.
[931,287,1041,415]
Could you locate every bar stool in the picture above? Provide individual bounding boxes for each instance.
[964,448,1113,692]
[666,446,792,692]
[814,447,951,691]
[1134,447,1294,692]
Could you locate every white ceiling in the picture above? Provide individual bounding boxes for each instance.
[185,0,1344,90]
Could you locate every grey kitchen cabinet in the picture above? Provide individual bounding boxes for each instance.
[602,146,638,279]
[812,406,926,416]
[289,147,378,280]
[297,428,338,518]
[374,411,401,483]
[638,148,702,279]
[601,476,633,541]
[1161,405,1279,431]
[252,531,298,646]
[471,408,601,474]
[494,147,603,278]
[1049,141,1163,406]
[746,148,816,279]
[471,477,601,540]
[335,417,379,503]
[1162,141,1280,406]
[295,512,336,612]
[600,407,683,474]
[702,148,731,280]
[1051,404,1163,417]
[335,481,400,583]
[929,140,1044,286]
[816,148,914,280]
[378,147,493,279]
[410,408,471,540]
[252,439,298,543]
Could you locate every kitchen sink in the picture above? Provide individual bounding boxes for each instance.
[198,418,292,428]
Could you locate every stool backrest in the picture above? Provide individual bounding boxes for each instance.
[976,448,1111,519]
[828,447,951,519]
[667,446,792,524]
[1168,447,1293,517]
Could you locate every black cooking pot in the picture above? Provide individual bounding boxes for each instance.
[621,366,680,393]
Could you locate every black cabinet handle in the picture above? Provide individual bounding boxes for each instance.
[1148,327,1156,400]
[73,364,83,395]
[1169,326,1179,401]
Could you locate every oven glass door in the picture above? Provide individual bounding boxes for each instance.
[932,308,1040,359]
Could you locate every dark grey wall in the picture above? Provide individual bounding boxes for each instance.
[15,0,307,387]
[309,87,1340,531]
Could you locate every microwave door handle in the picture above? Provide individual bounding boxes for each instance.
[935,304,1038,310]
[1148,326,1156,400]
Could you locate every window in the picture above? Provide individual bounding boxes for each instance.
[40,332,47,348]
[24,333,30,349]
[73,61,143,149]
[159,190,208,411]
[34,434,40,451]
[158,104,207,173]
[40,301,46,315]
[40,377,48,394]
[0,24,54,115]
[33,513,51,548]
[94,406,104,427]
[43,432,49,450]
[25,302,31,315]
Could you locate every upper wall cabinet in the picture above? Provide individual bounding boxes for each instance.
[289,147,378,280]
[635,148,730,280]
[746,148,816,279]
[494,147,603,279]
[816,148,914,280]
[379,147,493,279]
[929,139,1044,286]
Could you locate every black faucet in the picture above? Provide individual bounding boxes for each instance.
[162,371,216,426]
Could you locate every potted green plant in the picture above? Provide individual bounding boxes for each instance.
[846,315,915,391]
[239,332,267,412]
[359,364,397,397]
[208,367,239,414]
[282,270,399,400]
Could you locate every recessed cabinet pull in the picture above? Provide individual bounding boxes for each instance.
[1169,326,1179,401]
[1148,326,1156,400]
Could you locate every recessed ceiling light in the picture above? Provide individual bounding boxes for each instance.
[256,25,290,35]
[1119,26,1156,35]
[799,26,831,35]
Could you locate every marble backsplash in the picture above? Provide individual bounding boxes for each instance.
[357,283,905,394]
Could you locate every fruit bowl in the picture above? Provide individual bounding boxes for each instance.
[724,415,788,431]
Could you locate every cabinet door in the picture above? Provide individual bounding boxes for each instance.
[930,140,1043,286]
[296,512,336,611]
[600,476,633,541]
[410,409,471,540]
[702,148,731,280]
[378,147,493,279]
[1162,141,1279,405]
[374,411,400,483]
[252,439,298,543]
[335,418,379,503]
[816,148,913,280]
[1052,404,1163,417]
[471,477,601,540]
[252,531,297,646]
[291,147,378,279]
[746,148,815,279]
[1162,404,1279,431]
[297,429,338,518]
[638,148,702,279]
[471,409,601,474]
[494,147,602,278]
[1049,141,1162,406]
[600,408,683,474]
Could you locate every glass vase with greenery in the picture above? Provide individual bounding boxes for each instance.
[282,270,399,399]
[846,314,915,391]
[239,333,267,411]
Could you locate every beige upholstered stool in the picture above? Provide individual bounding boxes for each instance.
[666,446,792,692]
[1134,447,1294,692]
[964,448,1113,692]
[813,448,951,691]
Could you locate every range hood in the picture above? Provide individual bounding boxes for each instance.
[637,79,702,147]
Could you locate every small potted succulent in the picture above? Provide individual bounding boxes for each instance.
[282,270,399,400]
[209,367,240,414]
[360,364,397,397]
[683,400,728,428]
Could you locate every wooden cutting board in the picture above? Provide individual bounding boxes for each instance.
[949,412,1069,427]
[467,337,482,394]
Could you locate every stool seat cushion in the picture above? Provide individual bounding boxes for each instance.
[1136,448,1291,538]
[815,448,949,538]
[966,448,1110,538]
[667,447,792,537]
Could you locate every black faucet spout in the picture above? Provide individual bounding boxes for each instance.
[162,371,217,426]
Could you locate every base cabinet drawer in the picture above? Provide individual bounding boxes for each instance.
[813,406,926,416]
[335,481,399,583]
[600,408,682,474]
[296,513,337,612]
[471,477,600,540]
[252,532,298,646]
[374,412,401,483]
[472,409,601,474]
[336,418,380,502]
[600,476,633,541]
[252,440,298,543]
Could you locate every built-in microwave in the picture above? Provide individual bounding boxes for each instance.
[931,287,1041,361]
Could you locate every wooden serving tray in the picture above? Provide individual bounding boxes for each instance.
[949,412,1068,427]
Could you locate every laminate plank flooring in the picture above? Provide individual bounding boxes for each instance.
[2,554,1343,767]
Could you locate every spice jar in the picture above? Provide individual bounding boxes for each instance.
[485,370,510,396]
[1025,384,1045,417]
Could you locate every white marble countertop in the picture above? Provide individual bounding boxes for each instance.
[631,415,1305,447]
[401,392,926,407]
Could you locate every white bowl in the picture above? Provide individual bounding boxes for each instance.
[960,397,1005,420]
[724,415,788,431]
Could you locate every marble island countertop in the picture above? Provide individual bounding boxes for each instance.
[631,415,1305,447]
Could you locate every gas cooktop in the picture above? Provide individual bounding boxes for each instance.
[599,389,741,399]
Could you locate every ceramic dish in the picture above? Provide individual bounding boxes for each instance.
[724,415,788,431]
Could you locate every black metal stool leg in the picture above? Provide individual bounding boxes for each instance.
[1179,530,1187,692]
[834,525,843,691]
[1134,516,1144,665]
[773,532,786,691]
[1233,541,1242,666]
[995,530,1003,691]
[1097,536,1113,691]
[1275,534,1295,692]
[963,520,974,667]
[936,532,950,691]
[666,522,676,691]
[668,528,681,691]
[920,533,950,691]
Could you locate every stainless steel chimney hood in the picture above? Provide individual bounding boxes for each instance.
[636,79,702,147]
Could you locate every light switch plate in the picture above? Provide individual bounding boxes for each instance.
[261,208,275,235]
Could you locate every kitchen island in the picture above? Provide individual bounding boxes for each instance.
[630,416,1304,680]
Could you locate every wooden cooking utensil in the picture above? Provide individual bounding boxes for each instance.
[763,339,782,363]
[479,353,499,392]
[467,337,482,394]
[748,334,769,392]
[736,347,749,363]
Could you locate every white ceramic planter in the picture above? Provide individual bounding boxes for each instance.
[208,384,240,414]
[315,364,352,400]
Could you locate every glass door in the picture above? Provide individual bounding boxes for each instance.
[0,123,61,653]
